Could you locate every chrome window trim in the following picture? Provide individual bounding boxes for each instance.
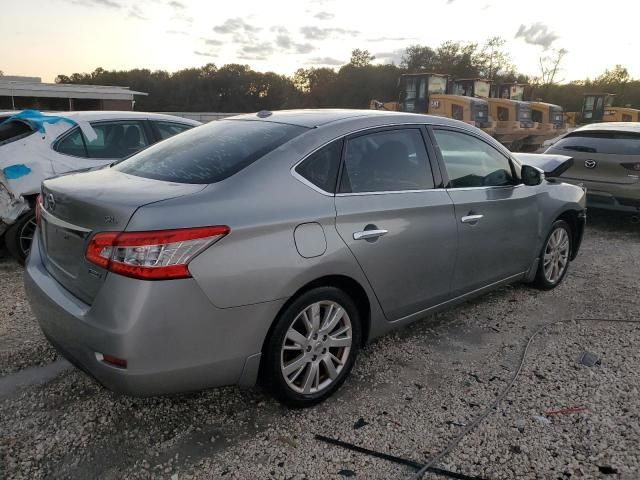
[336,189,439,197]
[444,184,524,192]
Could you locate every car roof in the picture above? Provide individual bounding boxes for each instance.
[226,109,465,129]
[574,122,640,133]
[3,110,201,125]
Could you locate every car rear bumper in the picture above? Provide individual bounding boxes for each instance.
[562,177,640,213]
[25,234,286,396]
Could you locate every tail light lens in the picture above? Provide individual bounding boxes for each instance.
[86,226,230,280]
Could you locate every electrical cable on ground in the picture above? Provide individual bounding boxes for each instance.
[315,317,640,480]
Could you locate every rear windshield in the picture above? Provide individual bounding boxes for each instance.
[553,131,640,155]
[114,120,307,184]
[0,120,36,147]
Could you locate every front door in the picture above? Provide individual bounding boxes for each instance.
[334,127,457,321]
[430,127,539,296]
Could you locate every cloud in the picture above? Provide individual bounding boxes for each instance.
[314,11,334,20]
[204,38,223,46]
[275,34,315,54]
[129,5,147,20]
[366,36,414,42]
[167,29,188,35]
[374,50,404,65]
[214,18,261,35]
[194,50,218,58]
[271,26,289,34]
[515,22,559,49]
[307,56,345,66]
[167,0,185,8]
[300,26,359,40]
[69,0,121,8]
[238,43,275,61]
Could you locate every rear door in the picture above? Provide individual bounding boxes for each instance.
[547,130,640,186]
[430,127,539,296]
[334,126,457,321]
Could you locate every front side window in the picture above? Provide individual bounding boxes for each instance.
[553,131,640,155]
[339,129,434,193]
[155,121,194,140]
[433,129,515,188]
[295,139,343,193]
[115,120,307,184]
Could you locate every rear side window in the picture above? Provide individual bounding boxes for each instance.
[114,120,306,184]
[553,131,640,155]
[295,139,343,193]
[0,120,35,147]
[56,128,88,157]
[154,121,194,140]
[433,129,514,188]
[339,128,434,193]
[56,121,150,159]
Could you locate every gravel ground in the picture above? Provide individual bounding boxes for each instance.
[0,210,639,480]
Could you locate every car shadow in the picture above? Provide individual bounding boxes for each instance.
[586,208,640,235]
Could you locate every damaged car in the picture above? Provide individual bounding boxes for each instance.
[26,110,586,407]
[0,110,200,262]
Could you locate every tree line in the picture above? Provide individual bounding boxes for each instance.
[50,38,639,113]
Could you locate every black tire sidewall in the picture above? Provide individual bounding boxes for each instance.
[535,220,572,290]
[5,211,35,265]
[263,286,361,408]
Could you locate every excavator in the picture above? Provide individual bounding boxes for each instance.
[370,73,495,135]
[566,93,640,126]
[450,79,537,149]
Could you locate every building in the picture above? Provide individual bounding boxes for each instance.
[0,76,147,111]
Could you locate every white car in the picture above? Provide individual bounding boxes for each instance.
[0,110,201,262]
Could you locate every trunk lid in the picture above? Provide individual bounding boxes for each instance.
[39,167,206,304]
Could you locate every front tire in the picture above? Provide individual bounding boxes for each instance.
[262,287,361,408]
[533,220,572,290]
[5,211,37,265]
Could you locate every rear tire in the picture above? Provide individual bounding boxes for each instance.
[5,211,37,265]
[532,220,572,290]
[262,287,361,408]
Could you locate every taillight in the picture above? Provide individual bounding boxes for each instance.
[85,226,230,280]
[35,194,42,226]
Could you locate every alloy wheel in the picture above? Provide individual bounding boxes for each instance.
[280,301,352,395]
[543,227,570,284]
[18,215,37,258]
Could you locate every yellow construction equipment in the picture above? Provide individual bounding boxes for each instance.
[452,79,535,149]
[371,73,494,133]
[565,93,640,126]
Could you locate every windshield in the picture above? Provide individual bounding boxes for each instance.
[510,85,525,101]
[114,120,307,184]
[428,76,447,95]
[474,81,491,99]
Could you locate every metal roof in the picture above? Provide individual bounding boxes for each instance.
[0,79,147,100]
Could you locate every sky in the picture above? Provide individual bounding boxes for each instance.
[1,0,638,83]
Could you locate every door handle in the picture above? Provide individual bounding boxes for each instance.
[461,214,483,224]
[353,229,388,240]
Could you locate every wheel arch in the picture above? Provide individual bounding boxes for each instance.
[555,209,585,260]
[260,274,372,360]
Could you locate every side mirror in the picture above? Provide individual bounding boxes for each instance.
[521,165,543,186]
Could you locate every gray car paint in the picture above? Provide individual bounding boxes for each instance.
[25,110,586,396]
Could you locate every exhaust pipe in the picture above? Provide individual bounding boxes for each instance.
[631,215,640,224]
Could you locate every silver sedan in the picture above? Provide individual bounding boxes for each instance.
[25,110,586,407]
